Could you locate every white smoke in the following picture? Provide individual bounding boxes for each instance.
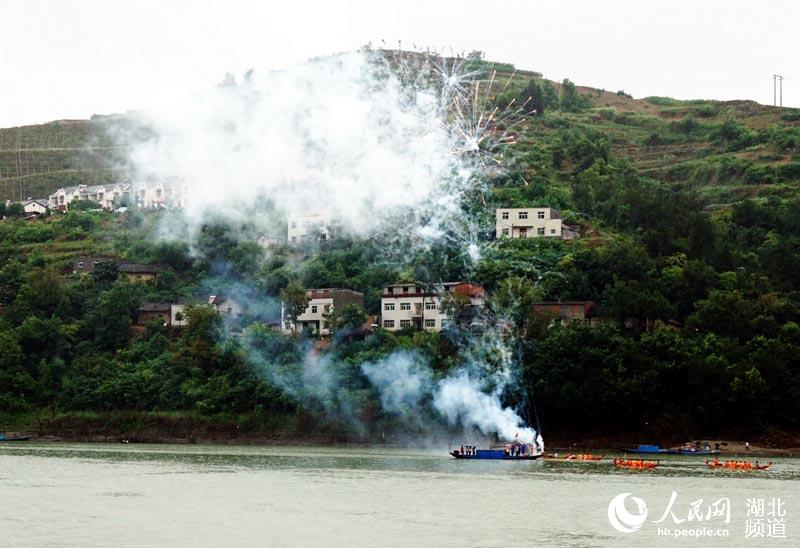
[125,50,475,243]
[433,371,536,443]
[361,342,538,444]
[120,48,540,445]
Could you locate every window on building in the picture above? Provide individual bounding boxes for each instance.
[324,304,331,312]
[550,228,556,235]
[383,320,395,328]
[311,305,318,313]
[402,286,409,293]
[425,301,437,310]
[291,222,297,229]
[537,211,545,219]
[384,303,395,311]
[501,211,509,220]
[400,319,412,328]
[400,303,411,311]
[424,319,435,328]
[502,228,509,236]
[537,227,545,235]
[519,211,528,220]
[291,236,297,243]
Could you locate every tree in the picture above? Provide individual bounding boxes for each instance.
[601,280,676,335]
[518,80,545,116]
[279,279,309,334]
[560,79,590,112]
[68,200,102,212]
[337,303,367,333]
[90,281,143,351]
[92,260,119,284]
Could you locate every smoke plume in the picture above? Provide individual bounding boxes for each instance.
[117,48,540,446]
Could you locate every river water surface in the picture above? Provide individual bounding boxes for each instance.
[1,443,797,547]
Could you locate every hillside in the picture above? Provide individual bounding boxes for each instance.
[3,56,798,207]
[2,52,800,446]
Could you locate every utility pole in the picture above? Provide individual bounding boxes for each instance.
[773,74,784,107]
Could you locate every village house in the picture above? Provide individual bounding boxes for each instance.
[119,263,161,284]
[287,211,332,244]
[495,207,564,239]
[136,302,172,326]
[47,181,185,212]
[380,282,486,332]
[284,288,364,336]
[48,183,132,211]
[171,303,188,327]
[72,256,162,284]
[132,181,185,209]
[20,199,49,216]
[532,301,599,325]
[208,295,243,319]
[72,255,119,274]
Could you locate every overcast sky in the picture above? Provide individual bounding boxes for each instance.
[2,0,798,127]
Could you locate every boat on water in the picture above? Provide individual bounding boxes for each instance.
[621,444,720,455]
[564,453,604,461]
[705,458,772,471]
[0,433,29,442]
[614,457,660,469]
[450,441,543,460]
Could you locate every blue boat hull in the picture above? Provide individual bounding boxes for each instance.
[622,445,719,456]
[450,450,542,460]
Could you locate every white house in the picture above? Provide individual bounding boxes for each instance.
[133,181,184,209]
[208,295,243,319]
[283,288,364,336]
[47,181,185,212]
[47,183,132,211]
[20,199,49,215]
[495,207,562,239]
[380,282,486,332]
[287,211,332,244]
[170,304,188,327]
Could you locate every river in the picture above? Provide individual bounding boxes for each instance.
[0,443,797,547]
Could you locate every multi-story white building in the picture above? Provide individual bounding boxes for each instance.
[287,211,332,244]
[284,288,364,336]
[380,282,486,332]
[48,183,133,211]
[495,207,562,239]
[132,181,185,209]
[47,181,184,211]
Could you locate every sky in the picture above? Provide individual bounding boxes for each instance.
[1,0,798,127]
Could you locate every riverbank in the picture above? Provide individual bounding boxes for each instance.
[3,411,799,456]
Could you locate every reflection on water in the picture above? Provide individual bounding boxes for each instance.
[1,443,797,547]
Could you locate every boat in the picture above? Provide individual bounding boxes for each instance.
[450,441,543,460]
[564,453,604,461]
[614,457,660,469]
[0,433,29,442]
[621,444,720,455]
[705,458,772,471]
